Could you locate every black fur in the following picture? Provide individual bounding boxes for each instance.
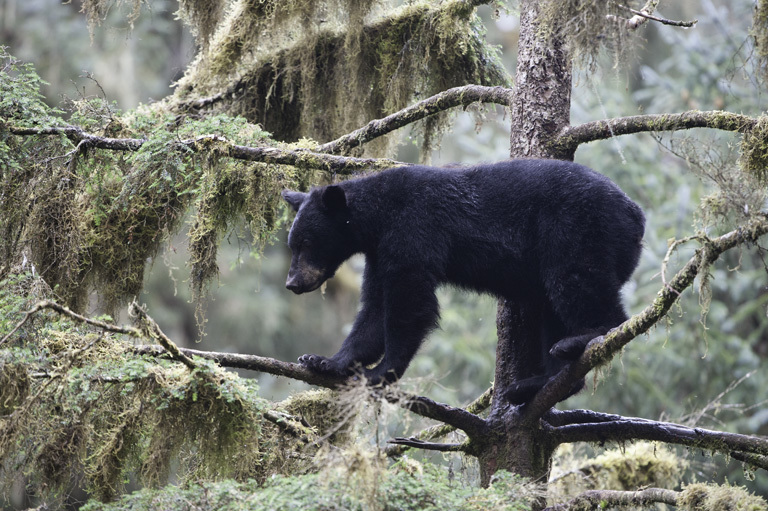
[282,159,645,404]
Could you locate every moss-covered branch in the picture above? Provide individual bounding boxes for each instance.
[318,85,513,154]
[543,488,679,511]
[550,110,757,158]
[6,124,405,175]
[522,214,768,421]
[134,345,490,436]
[134,344,346,387]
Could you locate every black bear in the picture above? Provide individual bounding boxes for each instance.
[282,159,645,404]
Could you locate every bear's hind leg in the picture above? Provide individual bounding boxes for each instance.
[363,272,440,385]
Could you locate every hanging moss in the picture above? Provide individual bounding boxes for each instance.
[739,115,768,183]
[537,0,643,69]
[752,0,768,82]
[1,51,299,314]
[176,0,226,50]
[169,0,509,154]
[80,0,144,40]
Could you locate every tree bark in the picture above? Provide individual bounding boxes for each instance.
[479,0,573,487]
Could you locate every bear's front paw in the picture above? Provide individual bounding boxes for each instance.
[298,354,350,376]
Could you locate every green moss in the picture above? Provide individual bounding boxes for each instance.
[739,115,768,183]
[79,464,537,511]
[678,482,768,511]
[549,442,686,502]
[1,55,298,315]
[752,0,768,82]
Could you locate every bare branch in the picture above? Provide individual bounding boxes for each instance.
[550,417,768,462]
[5,125,407,175]
[544,409,624,427]
[522,215,768,420]
[550,110,757,158]
[543,488,679,511]
[317,85,512,155]
[610,1,697,30]
[388,437,467,452]
[730,451,768,472]
[382,390,490,438]
[385,386,492,457]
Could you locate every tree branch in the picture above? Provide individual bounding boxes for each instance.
[550,110,757,157]
[550,417,768,462]
[382,390,489,438]
[610,1,697,30]
[133,345,489,436]
[5,124,407,175]
[0,299,144,346]
[388,437,467,452]
[730,451,768,472]
[543,488,679,511]
[317,85,512,154]
[385,386,493,457]
[133,345,347,387]
[522,215,768,421]
[263,410,318,446]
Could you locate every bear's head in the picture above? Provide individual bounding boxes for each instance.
[282,185,354,294]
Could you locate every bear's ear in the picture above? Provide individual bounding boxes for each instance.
[282,190,307,212]
[321,185,347,214]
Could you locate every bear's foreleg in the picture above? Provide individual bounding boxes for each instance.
[299,263,386,376]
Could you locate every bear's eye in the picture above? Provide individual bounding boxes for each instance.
[302,240,313,250]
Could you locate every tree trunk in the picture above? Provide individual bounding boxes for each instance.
[477,0,573,486]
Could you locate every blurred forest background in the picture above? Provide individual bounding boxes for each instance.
[1,0,767,497]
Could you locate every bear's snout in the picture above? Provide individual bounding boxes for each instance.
[285,274,303,294]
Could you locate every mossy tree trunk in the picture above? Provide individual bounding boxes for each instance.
[478,0,574,486]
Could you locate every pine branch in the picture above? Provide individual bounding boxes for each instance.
[550,417,768,462]
[6,125,407,175]
[317,85,512,154]
[550,110,757,158]
[521,215,768,421]
[543,488,679,510]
